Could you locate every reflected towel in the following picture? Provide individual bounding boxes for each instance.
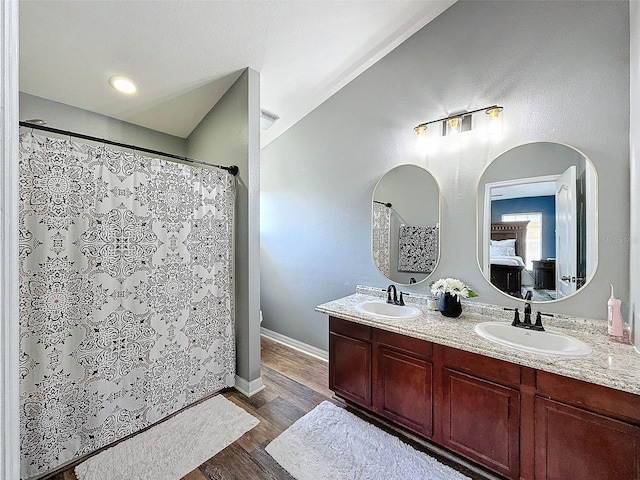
[398,225,438,273]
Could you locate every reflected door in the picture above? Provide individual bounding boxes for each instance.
[555,166,577,298]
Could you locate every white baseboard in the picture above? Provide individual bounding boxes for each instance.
[234,375,265,397]
[261,327,328,362]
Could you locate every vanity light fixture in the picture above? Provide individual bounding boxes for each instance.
[108,75,138,95]
[414,104,503,138]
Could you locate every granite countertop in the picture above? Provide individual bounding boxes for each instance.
[315,286,640,396]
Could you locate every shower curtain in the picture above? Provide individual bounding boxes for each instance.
[372,202,391,277]
[18,132,236,478]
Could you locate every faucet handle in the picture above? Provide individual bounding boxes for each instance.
[534,311,544,329]
[504,307,520,326]
[397,291,405,306]
[534,311,553,331]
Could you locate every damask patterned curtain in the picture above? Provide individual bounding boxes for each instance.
[372,202,391,277]
[18,132,236,478]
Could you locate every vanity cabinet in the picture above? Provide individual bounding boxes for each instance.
[375,330,433,438]
[327,315,640,480]
[329,317,433,433]
[533,371,640,479]
[441,348,520,478]
[328,318,372,407]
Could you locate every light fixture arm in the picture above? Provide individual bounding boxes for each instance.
[414,104,503,133]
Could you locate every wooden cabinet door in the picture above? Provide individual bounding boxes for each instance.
[442,368,520,479]
[329,331,372,407]
[535,397,640,480]
[376,345,433,437]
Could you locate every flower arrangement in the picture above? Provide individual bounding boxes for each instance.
[430,278,478,299]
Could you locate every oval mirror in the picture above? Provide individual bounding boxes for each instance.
[477,142,597,302]
[372,164,440,285]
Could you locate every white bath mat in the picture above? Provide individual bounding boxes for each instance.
[266,401,471,480]
[75,395,258,480]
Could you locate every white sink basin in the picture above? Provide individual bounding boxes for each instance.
[355,300,422,320]
[474,322,592,357]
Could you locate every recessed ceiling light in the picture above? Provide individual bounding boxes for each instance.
[108,75,138,94]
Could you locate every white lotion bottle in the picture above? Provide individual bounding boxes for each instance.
[607,284,627,342]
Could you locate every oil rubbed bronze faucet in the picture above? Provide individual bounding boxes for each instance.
[504,303,547,331]
[386,285,405,306]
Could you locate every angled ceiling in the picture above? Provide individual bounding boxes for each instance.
[19,0,455,147]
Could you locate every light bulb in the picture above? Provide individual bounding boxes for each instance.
[486,107,501,119]
[447,116,462,135]
[485,106,504,140]
[415,125,428,155]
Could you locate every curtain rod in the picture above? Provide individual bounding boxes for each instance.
[374,200,392,208]
[19,121,239,176]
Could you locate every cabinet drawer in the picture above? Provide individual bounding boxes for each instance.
[441,346,520,388]
[536,370,640,423]
[329,316,371,342]
[376,330,432,359]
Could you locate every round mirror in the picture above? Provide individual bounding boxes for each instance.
[372,164,440,285]
[477,142,597,302]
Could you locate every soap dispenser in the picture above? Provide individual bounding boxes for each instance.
[607,284,628,343]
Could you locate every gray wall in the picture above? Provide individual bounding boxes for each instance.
[188,68,262,384]
[631,0,639,351]
[261,0,630,351]
[19,93,187,155]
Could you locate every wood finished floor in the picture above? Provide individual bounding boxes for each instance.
[49,336,488,480]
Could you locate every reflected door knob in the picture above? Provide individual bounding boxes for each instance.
[561,275,571,281]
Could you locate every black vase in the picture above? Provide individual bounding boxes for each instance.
[438,293,462,318]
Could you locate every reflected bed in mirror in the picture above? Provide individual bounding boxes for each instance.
[372,164,440,285]
[478,142,597,302]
